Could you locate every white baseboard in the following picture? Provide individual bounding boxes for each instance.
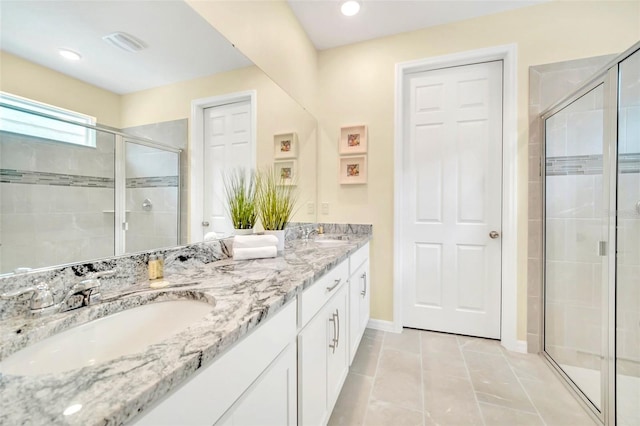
[367,319,401,333]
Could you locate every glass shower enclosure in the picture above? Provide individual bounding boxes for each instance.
[542,42,640,425]
[0,103,181,274]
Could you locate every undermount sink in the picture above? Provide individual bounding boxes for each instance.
[312,239,350,247]
[0,299,213,376]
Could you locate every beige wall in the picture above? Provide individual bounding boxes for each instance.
[120,65,317,225]
[186,0,318,116]
[316,0,640,339]
[0,51,121,128]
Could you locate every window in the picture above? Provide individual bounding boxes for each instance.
[0,92,96,148]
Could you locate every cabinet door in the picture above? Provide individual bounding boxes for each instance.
[226,343,297,426]
[298,306,329,425]
[327,284,349,412]
[349,260,370,364]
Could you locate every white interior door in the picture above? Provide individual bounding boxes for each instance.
[203,101,252,237]
[402,61,503,339]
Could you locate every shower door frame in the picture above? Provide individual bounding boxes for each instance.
[540,76,612,424]
[540,41,640,426]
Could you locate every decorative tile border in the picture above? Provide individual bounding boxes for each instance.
[0,169,178,188]
[546,153,640,176]
[0,168,114,188]
[127,176,178,188]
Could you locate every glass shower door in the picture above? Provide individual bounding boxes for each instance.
[124,140,179,253]
[544,82,607,413]
[616,48,640,426]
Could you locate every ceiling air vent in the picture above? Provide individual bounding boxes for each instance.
[102,32,147,53]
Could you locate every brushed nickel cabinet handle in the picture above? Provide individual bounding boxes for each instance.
[326,278,341,292]
[335,309,340,348]
[361,272,367,297]
[329,312,338,353]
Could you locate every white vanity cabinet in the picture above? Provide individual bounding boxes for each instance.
[348,243,370,364]
[298,260,350,426]
[132,301,297,426]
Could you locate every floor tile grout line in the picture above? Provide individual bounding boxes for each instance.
[499,346,549,426]
[456,335,487,426]
[361,329,386,426]
[418,330,426,426]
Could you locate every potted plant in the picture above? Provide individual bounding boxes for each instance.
[223,168,257,235]
[256,167,298,251]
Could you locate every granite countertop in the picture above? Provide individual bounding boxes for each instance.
[0,235,370,426]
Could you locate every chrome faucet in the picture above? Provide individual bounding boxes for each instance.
[0,270,116,317]
[0,281,57,316]
[59,270,115,312]
[304,226,324,240]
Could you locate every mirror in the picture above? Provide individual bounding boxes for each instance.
[0,0,317,275]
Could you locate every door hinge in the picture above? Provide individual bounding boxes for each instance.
[597,241,607,257]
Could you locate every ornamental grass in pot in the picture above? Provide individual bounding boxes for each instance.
[256,167,298,251]
[223,168,257,235]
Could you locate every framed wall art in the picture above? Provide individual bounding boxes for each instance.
[273,132,298,159]
[339,125,367,154]
[339,155,367,185]
[274,159,297,186]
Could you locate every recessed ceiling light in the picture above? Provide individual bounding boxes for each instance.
[58,49,81,61]
[341,0,361,16]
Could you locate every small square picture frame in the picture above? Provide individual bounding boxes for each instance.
[274,132,298,159]
[339,125,367,154]
[274,159,298,186]
[339,155,367,185]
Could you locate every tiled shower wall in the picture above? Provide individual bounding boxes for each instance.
[0,130,116,273]
[527,54,615,354]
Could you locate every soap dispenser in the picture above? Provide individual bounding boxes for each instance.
[148,255,158,280]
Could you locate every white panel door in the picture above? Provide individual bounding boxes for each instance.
[402,61,503,339]
[203,101,252,237]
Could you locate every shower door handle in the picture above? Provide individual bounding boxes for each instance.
[489,231,500,239]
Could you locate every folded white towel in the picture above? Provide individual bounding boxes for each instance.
[233,246,277,260]
[204,232,218,241]
[233,234,279,249]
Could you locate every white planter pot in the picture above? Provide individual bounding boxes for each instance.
[264,230,285,252]
[234,228,254,236]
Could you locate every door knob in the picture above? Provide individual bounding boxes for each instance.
[489,231,500,239]
[202,221,210,227]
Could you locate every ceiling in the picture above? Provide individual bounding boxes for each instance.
[0,0,551,94]
[288,0,548,50]
[0,1,253,94]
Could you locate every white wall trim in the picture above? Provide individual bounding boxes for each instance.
[190,91,257,243]
[367,319,400,333]
[393,44,520,351]
[514,340,528,354]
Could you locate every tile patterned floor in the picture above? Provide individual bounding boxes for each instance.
[328,328,598,426]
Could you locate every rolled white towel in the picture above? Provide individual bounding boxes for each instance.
[204,231,218,241]
[233,246,277,261]
[233,234,278,249]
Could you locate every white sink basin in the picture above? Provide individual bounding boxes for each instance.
[313,239,350,247]
[0,299,213,376]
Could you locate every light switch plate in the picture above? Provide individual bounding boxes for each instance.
[307,202,315,214]
[321,202,329,215]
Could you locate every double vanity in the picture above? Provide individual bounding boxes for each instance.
[0,226,371,425]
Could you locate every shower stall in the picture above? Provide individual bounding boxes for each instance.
[542,43,639,425]
[0,102,181,274]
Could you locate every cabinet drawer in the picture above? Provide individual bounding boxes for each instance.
[349,243,370,275]
[300,259,348,327]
